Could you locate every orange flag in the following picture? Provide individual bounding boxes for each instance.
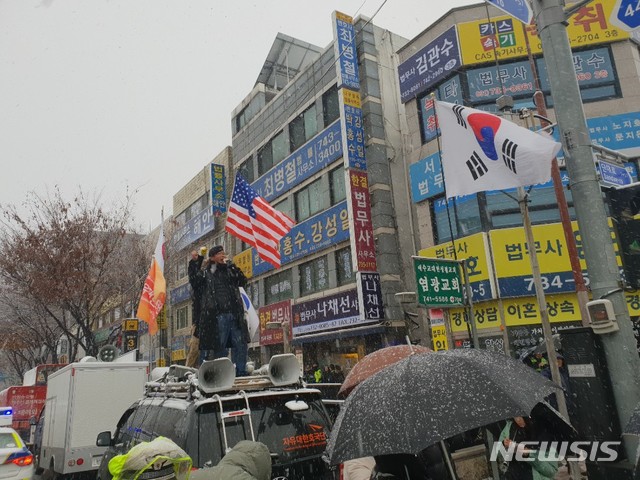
[136,226,166,335]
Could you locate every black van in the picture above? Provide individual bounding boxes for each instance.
[95,356,337,480]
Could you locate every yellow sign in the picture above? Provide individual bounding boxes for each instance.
[157,309,167,330]
[170,349,186,361]
[458,1,631,66]
[458,14,530,65]
[342,88,362,109]
[123,319,139,332]
[157,358,167,367]
[626,291,640,316]
[234,249,253,279]
[419,232,495,299]
[490,219,620,279]
[527,1,630,55]
[431,325,449,351]
[335,11,353,24]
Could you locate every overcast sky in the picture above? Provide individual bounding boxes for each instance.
[0,0,476,231]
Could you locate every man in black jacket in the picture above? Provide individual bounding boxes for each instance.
[196,245,249,375]
[186,249,205,367]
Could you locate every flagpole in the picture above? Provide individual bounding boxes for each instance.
[433,94,480,349]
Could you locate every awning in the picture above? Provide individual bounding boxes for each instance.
[291,324,386,346]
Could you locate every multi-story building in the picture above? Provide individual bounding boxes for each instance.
[166,147,236,366]
[230,19,417,371]
[397,1,640,357]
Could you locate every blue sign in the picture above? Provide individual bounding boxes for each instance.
[537,47,615,91]
[252,121,342,202]
[410,153,444,203]
[210,163,226,215]
[466,60,535,104]
[172,206,215,252]
[398,26,461,103]
[334,13,360,90]
[611,0,640,31]
[438,75,464,104]
[252,201,351,276]
[486,0,533,24]
[587,111,640,151]
[343,103,366,170]
[419,76,463,143]
[598,160,633,186]
[169,283,191,305]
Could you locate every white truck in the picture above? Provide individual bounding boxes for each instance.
[38,360,149,480]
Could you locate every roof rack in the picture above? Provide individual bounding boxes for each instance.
[144,354,303,400]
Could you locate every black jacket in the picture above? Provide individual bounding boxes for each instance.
[195,261,248,350]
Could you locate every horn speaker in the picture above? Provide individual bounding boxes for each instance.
[198,357,236,393]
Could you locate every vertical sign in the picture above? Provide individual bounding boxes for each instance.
[358,272,385,320]
[210,163,226,216]
[349,170,377,271]
[333,10,384,326]
[341,89,366,170]
[333,11,360,90]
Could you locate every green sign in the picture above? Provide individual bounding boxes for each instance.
[413,256,464,307]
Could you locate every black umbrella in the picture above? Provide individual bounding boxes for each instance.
[325,348,561,465]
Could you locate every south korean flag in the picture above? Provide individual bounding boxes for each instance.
[435,101,561,199]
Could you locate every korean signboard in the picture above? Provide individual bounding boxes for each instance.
[233,249,254,279]
[169,283,191,305]
[252,121,342,202]
[252,201,351,276]
[458,16,528,65]
[123,331,138,354]
[466,59,535,104]
[418,76,463,143]
[536,47,616,92]
[333,11,360,90]
[292,289,363,336]
[418,232,496,301]
[588,111,640,152]
[410,153,444,202]
[507,322,582,360]
[171,335,187,361]
[172,205,215,252]
[431,324,448,351]
[259,300,292,346]
[413,256,464,307]
[398,25,461,103]
[210,163,226,215]
[340,89,366,170]
[490,220,621,297]
[458,2,632,66]
[358,272,384,320]
[349,170,377,271]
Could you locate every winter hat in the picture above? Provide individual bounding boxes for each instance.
[209,245,224,257]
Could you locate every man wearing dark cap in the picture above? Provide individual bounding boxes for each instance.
[196,245,249,375]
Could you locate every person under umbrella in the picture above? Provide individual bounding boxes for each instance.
[498,416,558,480]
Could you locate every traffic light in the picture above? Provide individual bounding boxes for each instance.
[607,183,640,289]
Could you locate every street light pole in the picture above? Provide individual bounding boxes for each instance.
[531,0,640,453]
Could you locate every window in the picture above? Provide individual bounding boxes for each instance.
[299,256,329,296]
[274,196,294,219]
[433,195,483,243]
[176,306,188,331]
[265,269,293,305]
[295,178,325,221]
[258,130,287,176]
[335,247,355,286]
[238,158,255,183]
[486,183,575,229]
[289,104,318,152]
[330,167,346,205]
[177,259,187,281]
[323,85,339,126]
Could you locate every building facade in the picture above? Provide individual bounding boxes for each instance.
[397,0,640,356]
[229,19,417,372]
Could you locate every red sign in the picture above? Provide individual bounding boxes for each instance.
[349,170,377,271]
[259,300,293,346]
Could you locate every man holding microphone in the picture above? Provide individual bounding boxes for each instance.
[197,245,249,375]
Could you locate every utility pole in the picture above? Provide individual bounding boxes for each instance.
[531,0,640,457]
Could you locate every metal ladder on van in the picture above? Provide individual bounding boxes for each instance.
[212,390,256,454]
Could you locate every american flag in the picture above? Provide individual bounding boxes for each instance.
[225,174,295,267]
